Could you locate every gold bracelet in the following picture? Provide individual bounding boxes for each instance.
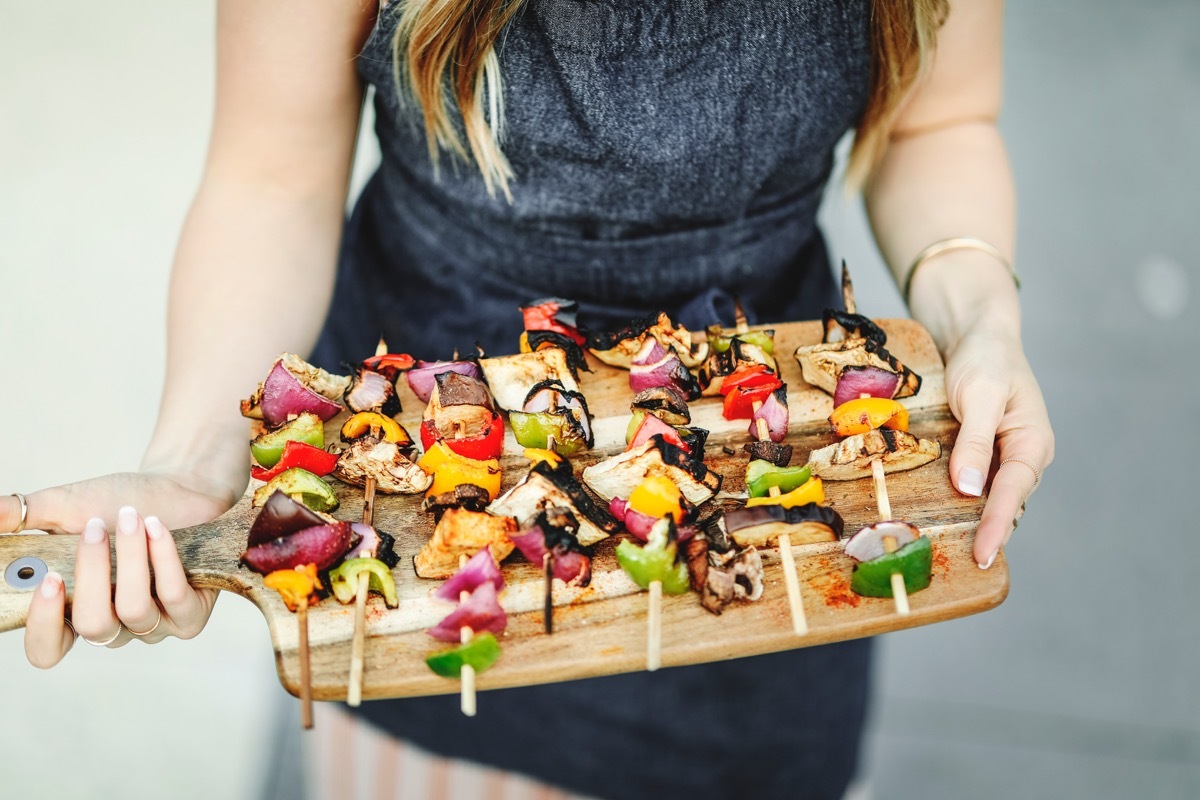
[902,237,1020,304]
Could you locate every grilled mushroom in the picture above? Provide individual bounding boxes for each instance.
[333,436,433,494]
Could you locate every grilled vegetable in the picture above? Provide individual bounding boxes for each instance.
[427,582,507,642]
[340,412,412,447]
[850,536,932,597]
[582,437,722,506]
[344,366,402,417]
[242,354,348,424]
[487,459,619,547]
[586,311,708,369]
[807,429,940,481]
[615,517,690,595]
[251,413,326,469]
[251,468,339,512]
[794,337,921,399]
[263,564,322,612]
[630,385,691,426]
[413,508,517,579]
[828,397,908,437]
[745,461,812,498]
[241,521,355,575]
[405,359,483,405]
[744,477,825,509]
[250,440,339,482]
[479,348,581,412]
[520,297,587,345]
[334,437,432,494]
[425,632,502,678]
[416,442,502,500]
[509,509,593,587]
[720,504,843,548]
[329,558,399,608]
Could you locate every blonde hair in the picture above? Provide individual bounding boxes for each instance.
[392,0,949,199]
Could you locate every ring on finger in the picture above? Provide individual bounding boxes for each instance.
[1000,457,1041,489]
[64,618,79,641]
[127,610,163,637]
[81,623,123,647]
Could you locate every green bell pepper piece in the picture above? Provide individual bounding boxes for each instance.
[251,467,339,513]
[425,632,502,678]
[615,518,690,595]
[329,557,398,608]
[850,536,932,597]
[745,460,812,498]
[251,413,325,468]
[707,330,776,356]
[508,411,587,455]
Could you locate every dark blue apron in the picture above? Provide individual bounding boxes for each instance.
[312,2,873,797]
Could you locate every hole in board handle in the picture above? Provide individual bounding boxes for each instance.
[5,557,48,591]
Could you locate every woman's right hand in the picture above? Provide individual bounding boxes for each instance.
[6,473,238,668]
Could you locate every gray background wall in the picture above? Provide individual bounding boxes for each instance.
[1,2,1195,798]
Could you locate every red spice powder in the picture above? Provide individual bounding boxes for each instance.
[814,573,861,609]
[931,545,951,574]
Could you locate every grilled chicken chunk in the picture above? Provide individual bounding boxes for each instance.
[793,337,921,399]
[806,428,940,481]
[333,437,432,494]
[413,508,517,579]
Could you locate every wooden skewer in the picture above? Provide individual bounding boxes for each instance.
[841,260,857,315]
[870,458,909,616]
[647,579,663,672]
[298,595,313,729]
[753,407,807,636]
[346,475,377,707]
[458,553,477,717]
[542,434,558,636]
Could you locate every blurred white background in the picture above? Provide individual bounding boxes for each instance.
[2,2,1196,799]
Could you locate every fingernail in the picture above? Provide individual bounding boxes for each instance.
[145,516,164,540]
[82,518,106,544]
[118,506,139,536]
[40,572,62,598]
[958,467,985,497]
[978,549,997,570]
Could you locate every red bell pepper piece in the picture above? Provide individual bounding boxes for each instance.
[722,381,782,420]
[250,440,340,482]
[419,413,506,461]
[627,413,690,453]
[520,300,587,345]
[363,353,416,372]
[718,364,778,396]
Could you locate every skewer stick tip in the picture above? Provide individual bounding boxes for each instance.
[647,580,663,672]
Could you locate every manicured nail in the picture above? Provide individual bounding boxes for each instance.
[145,516,164,540]
[958,467,984,497]
[40,571,63,598]
[978,549,997,570]
[82,518,106,544]
[118,506,139,536]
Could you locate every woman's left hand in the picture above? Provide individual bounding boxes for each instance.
[942,322,1054,569]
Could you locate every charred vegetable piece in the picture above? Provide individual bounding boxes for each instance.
[241,521,355,575]
[251,413,325,469]
[627,475,689,524]
[427,582,507,642]
[487,459,619,546]
[422,484,493,520]
[699,544,765,615]
[699,336,778,395]
[626,411,690,453]
[246,491,330,548]
[822,309,887,345]
[586,311,708,369]
[631,385,691,426]
[520,297,587,345]
[509,509,593,587]
[675,427,709,458]
[850,536,932,597]
[629,337,701,399]
[429,371,494,413]
[509,410,590,455]
[745,477,825,509]
[329,558,399,608]
[615,517,690,595]
[416,443,503,500]
[794,337,921,399]
[425,632,502,678]
[833,366,904,408]
[745,461,812,498]
[251,468,339,512]
[722,381,782,421]
[432,548,504,602]
[721,503,844,548]
[405,359,483,405]
[340,412,411,446]
[414,508,517,579]
[742,440,793,467]
[829,397,909,437]
[419,413,505,461]
[263,564,322,612]
[520,329,590,377]
[717,363,778,396]
[348,523,400,568]
[334,437,432,494]
[362,352,416,377]
[807,429,940,481]
[251,440,339,482]
[582,436,722,506]
[523,447,563,469]
[244,355,347,426]
[344,366,402,418]
[706,326,776,357]
[748,385,788,443]
[479,348,581,412]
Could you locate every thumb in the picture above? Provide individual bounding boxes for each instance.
[948,380,1007,498]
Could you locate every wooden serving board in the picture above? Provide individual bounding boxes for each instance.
[0,320,1006,701]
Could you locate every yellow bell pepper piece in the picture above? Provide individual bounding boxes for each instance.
[628,475,686,523]
[341,411,411,445]
[263,563,322,613]
[523,447,564,469]
[828,398,908,437]
[417,441,503,500]
[745,477,825,509]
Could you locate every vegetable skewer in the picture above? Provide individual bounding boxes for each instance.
[346,475,377,707]
[869,458,910,615]
[298,595,313,728]
[458,553,477,717]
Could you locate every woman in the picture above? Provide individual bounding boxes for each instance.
[8,0,1052,797]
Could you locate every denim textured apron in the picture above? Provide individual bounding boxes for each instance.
[312,2,873,797]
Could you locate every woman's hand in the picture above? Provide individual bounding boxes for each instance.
[6,473,237,669]
[942,321,1054,569]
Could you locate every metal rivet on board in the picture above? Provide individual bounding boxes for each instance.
[5,557,47,590]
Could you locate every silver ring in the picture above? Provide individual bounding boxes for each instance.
[81,623,123,647]
[64,618,78,641]
[127,610,162,637]
[9,492,28,534]
[1000,458,1041,489]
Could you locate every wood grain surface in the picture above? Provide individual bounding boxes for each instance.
[0,319,1006,701]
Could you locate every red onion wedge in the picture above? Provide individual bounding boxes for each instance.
[405,360,483,405]
[609,497,696,543]
[629,338,700,399]
[833,366,902,408]
[240,522,355,575]
[427,582,507,642]
[747,386,789,443]
[260,360,343,428]
[432,548,504,602]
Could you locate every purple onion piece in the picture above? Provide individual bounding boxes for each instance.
[629,414,681,453]
[349,523,382,559]
[609,497,657,541]
[240,522,354,574]
[511,526,592,586]
[833,366,902,408]
[432,548,504,602]
[844,520,920,563]
[405,360,483,405]
[629,352,696,397]
[747,388,789,443]
[427,582,507,642]
[510,527,550,563]
[631,336,669,366]
[260,360,343,427]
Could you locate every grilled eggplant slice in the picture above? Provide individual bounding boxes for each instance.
[631,385,691,426]
[479,348,581,412]
[822,309,887,345]
[807,428,940,481]
[794,337,921,399]
[487,460,618,546]
[720,503,845,548]
[582,436,722,506]
[586,311,708,369]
